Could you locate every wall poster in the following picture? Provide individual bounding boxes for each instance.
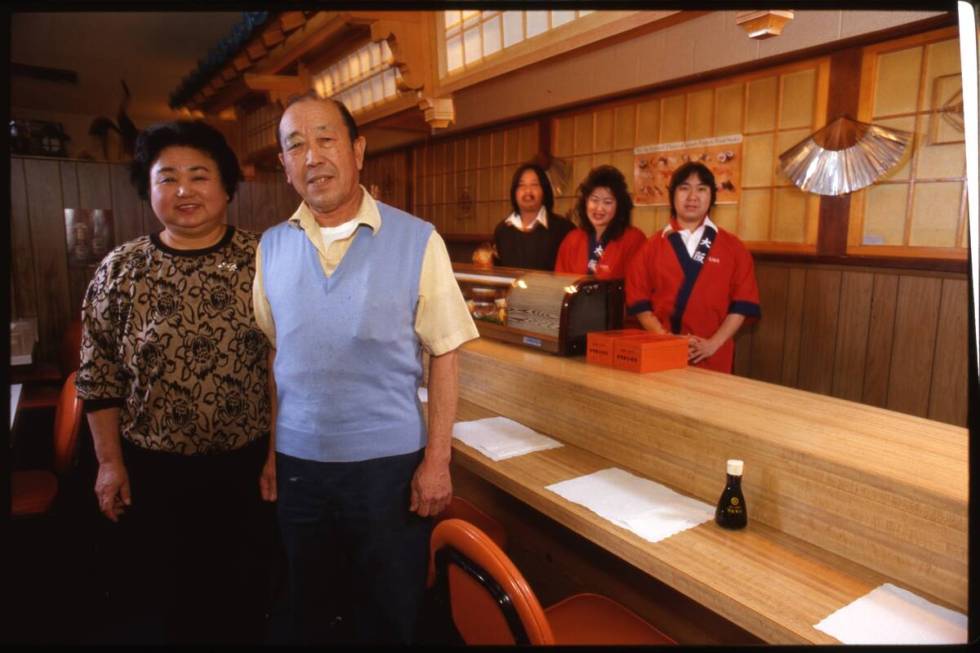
[65,208,114,267]
[633,134,743,206]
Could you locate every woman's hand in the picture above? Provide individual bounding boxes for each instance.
[688,335,722,364]
[95,460,131,522]
[259,451,277,502]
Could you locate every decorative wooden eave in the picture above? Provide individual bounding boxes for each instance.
[177,10,460,133]
[735,10,795,39]
[355,11,454,130]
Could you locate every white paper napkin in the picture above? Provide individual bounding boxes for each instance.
[452,416,563,461]
[814,583,967,644]
[546,468,714,543]
[10,384,23,429]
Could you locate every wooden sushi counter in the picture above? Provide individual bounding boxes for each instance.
[449,338,968,644]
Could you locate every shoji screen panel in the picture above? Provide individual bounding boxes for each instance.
[849,27,967,259]
[552,57,829,248]
[412,121,538,236]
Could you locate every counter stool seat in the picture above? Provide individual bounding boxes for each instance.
[546,591,674,645]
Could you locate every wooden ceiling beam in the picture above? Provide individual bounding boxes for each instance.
[279,11,306,33]
[262,26,285,48]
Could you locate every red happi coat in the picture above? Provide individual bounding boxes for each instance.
[554,226,646,280]
[625,220,760,373]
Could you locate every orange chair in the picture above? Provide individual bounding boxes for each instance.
[427,496,507,587]
[18,317,83,410]
[430,518,676,645]
[11,371,84,517]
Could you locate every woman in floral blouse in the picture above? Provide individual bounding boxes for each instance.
[76,121,272,644]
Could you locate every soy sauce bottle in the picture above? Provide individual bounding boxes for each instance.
[715,459,747,529]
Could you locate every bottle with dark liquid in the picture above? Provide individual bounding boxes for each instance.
[715,459,747,529]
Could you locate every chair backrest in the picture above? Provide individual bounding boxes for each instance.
[52,371,83,475]
[440,495,508,548]
[430,518,554,645]
[428,496,508,588]
[59,317,83,376]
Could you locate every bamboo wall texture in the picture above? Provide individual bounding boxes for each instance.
[9,156,298,366]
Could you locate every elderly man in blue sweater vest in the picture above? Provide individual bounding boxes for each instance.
[252,92,478,645]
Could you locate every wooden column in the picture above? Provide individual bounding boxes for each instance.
[815,47,862,257]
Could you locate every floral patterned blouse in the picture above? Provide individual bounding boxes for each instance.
[76,226,271,455]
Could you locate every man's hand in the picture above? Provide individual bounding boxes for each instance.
[409,455,452,517]
[259,451,277,502]
[95,460,131,522]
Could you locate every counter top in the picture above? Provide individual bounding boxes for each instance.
[452,338,968,642]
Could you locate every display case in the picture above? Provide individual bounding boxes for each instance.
[453,263,624,355]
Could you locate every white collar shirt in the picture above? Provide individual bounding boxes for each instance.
[664,215,718,258]
[504,206,548,232]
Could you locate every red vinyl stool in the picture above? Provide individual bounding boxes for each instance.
[11,371,83,517]
[430,518,676,645]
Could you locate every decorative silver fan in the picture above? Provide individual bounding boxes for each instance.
[778,116,912,196]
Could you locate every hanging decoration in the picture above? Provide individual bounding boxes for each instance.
[778,116,912,196]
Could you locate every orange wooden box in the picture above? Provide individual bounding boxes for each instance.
[586,329,647,366]
[612,334,689,373]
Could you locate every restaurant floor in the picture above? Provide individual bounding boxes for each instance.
[3,410,462,646]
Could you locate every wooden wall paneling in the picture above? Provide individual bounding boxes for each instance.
[795,269,841,394]
[275,173,299,226]
[830,270,875,401]
[779,267,807,388]
[75,162,115,316]
[225,183,240,227]
[237,181,253,232]
[748,264,789,384]
[60,161,87,318]
[885,275,942,417]
[250,174,279,232]
[861,274,899,408]
[109,164,144,244]
[927,278,968,425]
[139,200,158,236]
[23,158,72,364]
[10,158,39,319]
[731,327,753,377]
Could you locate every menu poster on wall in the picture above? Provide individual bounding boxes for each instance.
[633,135,743,206]
[65,208,114,267]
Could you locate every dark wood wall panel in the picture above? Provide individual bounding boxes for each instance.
[59,162,86,318]
[780,268,807,387]
[831,271,874,402]
[795,269,842,395]
[749,265,790,384]
[250,175,280,232]
[929,279,969,425]
[23,158,72,364]
[110,164,143,244]
[861,274,899,409]
[886,276,942,417]
[737,262,967,426]
[10,159,38,319]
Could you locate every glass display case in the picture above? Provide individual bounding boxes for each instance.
[453,263,624,355]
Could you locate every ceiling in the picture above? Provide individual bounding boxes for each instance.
[11,12,245,122]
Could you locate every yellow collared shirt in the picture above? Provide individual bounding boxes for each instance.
[252,186,479,356]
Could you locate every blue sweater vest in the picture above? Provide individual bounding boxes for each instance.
[260,202,433,462]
